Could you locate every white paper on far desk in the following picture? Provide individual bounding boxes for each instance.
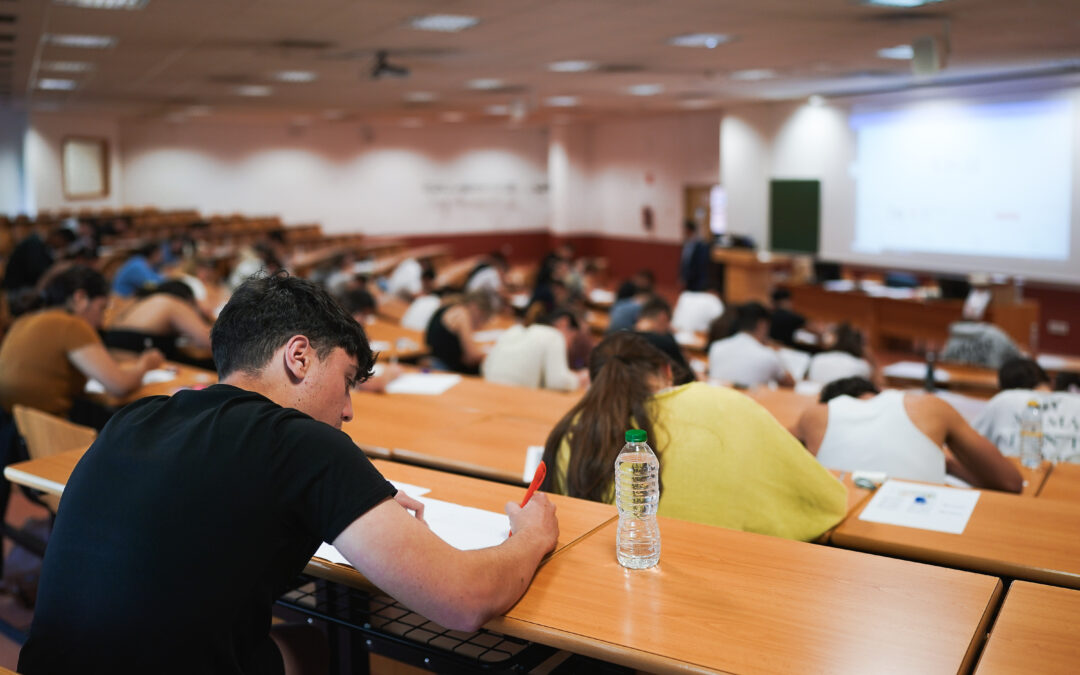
[859,480,980,534]
[316,496,509,566]
[522,445,544,484]
[471,329,506,343]
[882,361,951,383]
[385,373,461,395]
[84,368,177,394]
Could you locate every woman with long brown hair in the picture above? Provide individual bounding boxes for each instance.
[541,332,847,541]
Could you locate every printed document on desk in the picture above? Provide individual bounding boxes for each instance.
[316,494,509,566]
[859,480,980,534]
[85,368,177,394]
[385,373,462,395]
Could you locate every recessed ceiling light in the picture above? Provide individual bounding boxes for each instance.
[37,78,77,90]
[808,95,826,107]
[877,45,914,60]
[545,95,579,107]
[680,99,714,109]
[404,91,436,102]
[548,60,596,73]
[41,61,95,72]
[46,34,117,48]
[668,33,731,49]
[400,117,424,128]
[730,68,776,81]
[274,70,317,83]
[627,84,663,96]
[466,78,502,90]
[410,14,479,32]
[292,115,312,126]
[441,111,466,122]
[485,104,510,115]
[53,0,148,9]
[235,85,272,97]
[165,111,187,124]
[322,109,345,120]
[862,0,944,7]
[186,105,212,116]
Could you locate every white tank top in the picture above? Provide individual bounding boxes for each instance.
[817,390,946,483]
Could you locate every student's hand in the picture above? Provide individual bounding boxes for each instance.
[394,491,426,524]
[138,348,165,371]
[505,493,558,553]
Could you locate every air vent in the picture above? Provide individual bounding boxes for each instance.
[862,11,947,22]
[206,73,251,84]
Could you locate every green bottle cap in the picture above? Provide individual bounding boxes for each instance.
[625,429,647,443]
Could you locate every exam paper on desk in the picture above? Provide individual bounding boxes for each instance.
[84,368,177,394]
[858,480,980,535]
[316,495,510,566]
[385,373,461,395]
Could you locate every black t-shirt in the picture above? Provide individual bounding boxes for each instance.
[19,384,395,675]
[425,305,479,375]
[769,308,807,346]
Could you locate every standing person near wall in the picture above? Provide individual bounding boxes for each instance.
[679,220,711,292]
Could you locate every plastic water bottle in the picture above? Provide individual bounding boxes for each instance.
[1019,399,1043,469]
[615,429,660,569]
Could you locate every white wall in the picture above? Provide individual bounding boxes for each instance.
[0,106,28,216]
[119,119,550,236]
[585,112,721,243]
[26,113,122,212]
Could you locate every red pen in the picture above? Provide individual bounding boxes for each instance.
[520,460,547,508]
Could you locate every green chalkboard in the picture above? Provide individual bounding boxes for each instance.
[769,179,820,254]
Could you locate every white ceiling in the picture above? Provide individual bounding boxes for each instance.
[3,0,1079,124]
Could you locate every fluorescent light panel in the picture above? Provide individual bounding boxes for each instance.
[53,0,148,8]
[404,91,436,102]
[548,60,595,73]
[485,104,510,115]
[274,70,316,83]
[627,83,663,96]
[545,95,579,107]
[668,33,730,48]
[41,61,94,72]
[862,0,944,7]
[46,34,117,48]
[466,78,502,90]
[730,68,776,81]
[440,111,466,122]
[38,78,77,90]
[235,85,272,96]
[410,14,478,32]
[877,44,914,60]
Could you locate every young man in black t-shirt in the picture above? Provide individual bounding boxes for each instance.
[20,273,559,675]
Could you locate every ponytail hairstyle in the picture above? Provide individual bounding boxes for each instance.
[541,331,671,501]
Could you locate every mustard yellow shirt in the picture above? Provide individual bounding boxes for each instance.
[554,382,848,541]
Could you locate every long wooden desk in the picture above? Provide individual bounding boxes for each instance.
[975,581,1080,674]
[832,484,1080,589]
[495,518,1002,674]
[1037,462,1080,503]
[363,318,427,362]
[92,359,217,407]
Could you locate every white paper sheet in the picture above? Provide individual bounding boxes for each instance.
[471,329,506,343]
[369,340,392,352]
[589,288,615,304]
[510,293,530,309]
[1037,354,1068,370]
[883,361,951,383]
[522,445,544,484]
[858,480,980,534]
[674,331,699,347]
[315,495,510,566]
[778,347,812,380]
[385,373,461,395]
[85,368,177,394]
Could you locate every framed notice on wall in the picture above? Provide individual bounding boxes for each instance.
[62,136,109,200]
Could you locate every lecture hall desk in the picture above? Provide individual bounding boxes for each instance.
[974,581,1080,674]
[495,517,1001,675]
[832,483,1080,590]
[1036,461,1080,504]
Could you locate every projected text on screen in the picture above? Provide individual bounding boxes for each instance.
[851,98,1073,261]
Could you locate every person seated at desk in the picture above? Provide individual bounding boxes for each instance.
[111,241,166,298]
[424,290,494,375]
[400,264,441,331]
[482,309,588,391]
[605,269,655,334]
[633,295,694,384]
[103,280,215,370]
[974,358,1080,463]
[806,323,881,387]
[541,332,846,540]
[795,377,1022,492]
[339,288,403,393]
[18,273,559,675]
[940,283,1022,369]
[708,302,795,388]
[464,251,510,300]
[768,288,809,348]
[0,266,164,429]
